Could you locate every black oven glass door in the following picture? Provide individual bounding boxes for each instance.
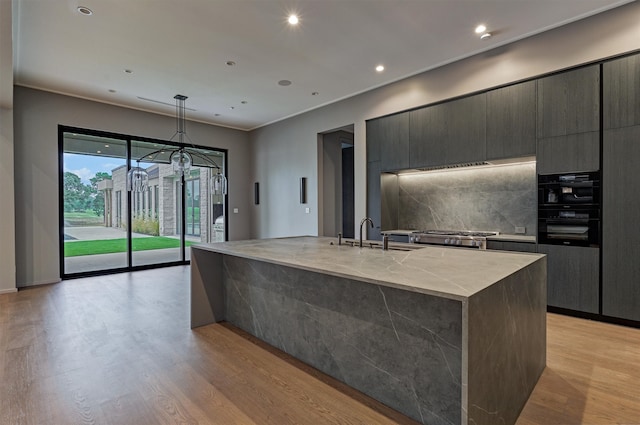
[538,209,599,247]
[546,224,589,241]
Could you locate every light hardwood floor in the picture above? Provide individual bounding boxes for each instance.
[1,266,638,425]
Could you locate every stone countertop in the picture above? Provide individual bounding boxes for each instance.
[192,236,544,301]
[487,234,537,243]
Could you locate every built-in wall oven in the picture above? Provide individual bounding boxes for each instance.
[538,171,600,247]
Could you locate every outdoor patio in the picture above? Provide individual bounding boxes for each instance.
[64,226,198,274]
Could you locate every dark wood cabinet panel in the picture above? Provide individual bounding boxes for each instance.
[536,131,600,174]
[486,81,537,160]
[603,53,640,130]
[409,93,486,168]
[368,113,410,171]
[446,94,487,164]
[409,103,448,168]
[537,65,600,138]
[486,240,537,253]
[366,119,382,163]
[602,126,640,322]
[366,160,382,241]
[538,244,599,314]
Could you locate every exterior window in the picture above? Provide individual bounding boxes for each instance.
[115,191,122,227]
[154,185,159,219]
[147,190,152,219]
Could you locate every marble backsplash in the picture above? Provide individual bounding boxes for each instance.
[392,162,536,235]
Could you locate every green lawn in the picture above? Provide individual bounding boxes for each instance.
[64,237,193,257]
[64,211,104,226]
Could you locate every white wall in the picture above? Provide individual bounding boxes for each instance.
[249,1,640,239]
[0,107,16,293]
[13,87,251,287]
[0,0,16,293]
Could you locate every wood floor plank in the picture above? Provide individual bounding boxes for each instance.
[2,266,639,425]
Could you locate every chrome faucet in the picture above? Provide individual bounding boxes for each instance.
[359,217,374,247]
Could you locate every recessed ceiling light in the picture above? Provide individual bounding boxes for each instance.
[104,144,110,148]
[77,6,93,16]
[481,32,492,40]
[230,106,235,110]
[214,113,221,117]
[226,60,236,66]
[375,65,385,72]
[475,24,486,34]
[241,100,248,104]
[278,80,292,86]
[288,14,299,25]
[96,150,102,154]
[108,89,116,93]
[312,91,319,96]
[124,69,133,74]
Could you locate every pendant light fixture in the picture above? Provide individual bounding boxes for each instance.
[126,95,228,196]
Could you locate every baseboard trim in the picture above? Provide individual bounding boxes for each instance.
[17,278,62,289]
[0,288,18,295]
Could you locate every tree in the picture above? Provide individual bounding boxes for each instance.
[90,172,111,216]
[63,172,92,212]
[90,172,111,187]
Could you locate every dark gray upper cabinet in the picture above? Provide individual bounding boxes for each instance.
[538,244,599,314]
[366,119,382,163]
[409,103,448,168]
[603,53,640,130]
[536,131,600,174]
[367,113,410,171]
[537,65,600,138]
[447,94,487,164]
[602,126,640,322]
[486,81,537,160]
[409,93,486,168]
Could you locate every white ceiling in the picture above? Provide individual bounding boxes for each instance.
[11,0,635,131]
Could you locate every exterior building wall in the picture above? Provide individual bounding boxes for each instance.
[106,164,220,241]
[111,166,127,228]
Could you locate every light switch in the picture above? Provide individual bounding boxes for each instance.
[233,208,239,214]
[305,207,310,214]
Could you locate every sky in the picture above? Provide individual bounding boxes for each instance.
[63,153,126,184]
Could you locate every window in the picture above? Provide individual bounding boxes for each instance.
[60,126,227,277]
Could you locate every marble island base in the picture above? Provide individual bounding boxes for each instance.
[191,237,547,425]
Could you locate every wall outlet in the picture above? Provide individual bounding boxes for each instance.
[515,226,526,234]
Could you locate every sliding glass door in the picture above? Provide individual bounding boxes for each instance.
[62,133,129,274]
[60,128,227,277]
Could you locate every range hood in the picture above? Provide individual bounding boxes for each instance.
[394,156,536,175]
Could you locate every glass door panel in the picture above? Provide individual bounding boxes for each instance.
[131,140,182,267]
[185,150,226,261]
[62,133,128,275]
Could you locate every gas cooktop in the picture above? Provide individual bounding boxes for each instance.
[410,230,499,249]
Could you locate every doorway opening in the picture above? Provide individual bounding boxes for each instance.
[319,126,355,239]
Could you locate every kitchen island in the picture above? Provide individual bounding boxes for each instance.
[191,236,546,425]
